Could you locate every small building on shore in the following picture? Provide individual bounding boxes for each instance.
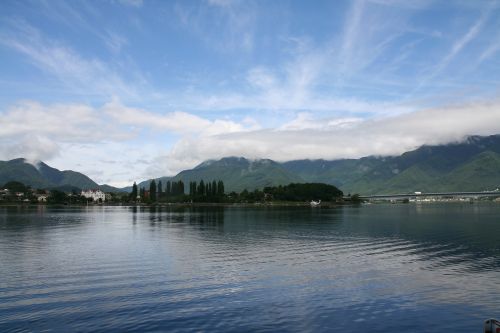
[81,189,105,202]
[35,194,48,202]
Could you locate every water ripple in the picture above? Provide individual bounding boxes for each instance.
[1,204,499,332]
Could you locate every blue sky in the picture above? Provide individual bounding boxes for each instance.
[1,0,500,186]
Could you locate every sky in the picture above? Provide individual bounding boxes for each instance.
[1,0,500,187]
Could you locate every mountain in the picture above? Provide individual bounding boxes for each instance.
[175,157,303,193]
[281,135,500,195]
[132,135,500,195]
[137,157,303,193]
[135,176,172,192]
[99,184,126,193]
[0,159,124,193]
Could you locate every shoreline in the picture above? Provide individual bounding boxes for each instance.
[1,200,499,208]
[0,201,349,208]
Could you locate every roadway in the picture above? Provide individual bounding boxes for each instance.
[359,191,500,200]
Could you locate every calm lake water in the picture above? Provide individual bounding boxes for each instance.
[1,203,499,332]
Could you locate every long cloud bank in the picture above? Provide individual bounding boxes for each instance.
[1,99,499,182]
[160,99,500,174]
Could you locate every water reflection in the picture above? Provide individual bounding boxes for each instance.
[0,203,499,333]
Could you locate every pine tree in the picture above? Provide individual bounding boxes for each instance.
[140,187,145,200]
[217,180,224,195]
[166,181,171,196]
[158,181,163,198]
[131,182,138,200]
[212,180,217,196]
[150,180,157,202]
[198,180,205,196]
[179,180,185,195]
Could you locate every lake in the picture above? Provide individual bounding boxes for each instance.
[1,203,499,332]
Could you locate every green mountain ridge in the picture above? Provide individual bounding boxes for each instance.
[281,135,500,194]
[137,135,500,195]
[5,135,499,196]
[0,158,124,193]
[137,157,302,193]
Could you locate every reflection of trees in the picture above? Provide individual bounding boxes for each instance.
[129,205,226,229]
[188,207,225,227]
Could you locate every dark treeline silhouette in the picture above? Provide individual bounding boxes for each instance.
[136,179,224,203]
[1,179,348,205]
[189,180,225,202]
[130,181,347,204]
[263,183,343,201]
[224,183,344,203]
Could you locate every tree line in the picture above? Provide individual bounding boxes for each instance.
[130,179,226,203]
[128,181,346,204]
[1,180,353,206]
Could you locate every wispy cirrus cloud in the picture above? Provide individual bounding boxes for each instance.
[413,5,494,93]
[477,37,500,64]
[117,0,143,8]
[174,0,257,52]
[0,20,142,99]
[1,0,500,186]
[337,0,366,83]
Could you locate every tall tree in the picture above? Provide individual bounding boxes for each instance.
[190,181,197,196]
[166,181,171,196]
[158,180,163,198]
[131,182,138,201]
[211,180,217,196]
[198,180,205,196]
[217,180,224,196]
[178,180,185,195]
[150,180,157,202]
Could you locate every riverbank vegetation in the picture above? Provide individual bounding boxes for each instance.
[1,180,346,205]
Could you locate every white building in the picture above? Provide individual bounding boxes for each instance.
[81,189,106,202]
[36,194,48,202]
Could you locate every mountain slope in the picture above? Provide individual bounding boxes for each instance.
[440,151,500,192]
[0,159,124,192]
[173,157,303,193]
[131,135,500,195]
[137,157,303,193]
[37,161,99,190]
[281,135,500,194]
[0,159,52,189]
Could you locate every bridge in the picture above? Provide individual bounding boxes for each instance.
[359,191,500,201]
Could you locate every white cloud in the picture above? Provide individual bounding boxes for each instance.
[158,100,500,174]
[0,20,140,99]
[1,98,499,186]
[117,0,143,8]
[0,99,261,185]
[206,0,233,7]
[478,37,500,64]
[103,99,259,136]
[0,136,60,164]
[0,101,128,142]
[280,113,362,131]
[103,30,128,54]
[338,0,366,80]
[413,8,492,92]
[174,0,257,52]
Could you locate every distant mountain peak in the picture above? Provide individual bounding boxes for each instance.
[0,158,124,193]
